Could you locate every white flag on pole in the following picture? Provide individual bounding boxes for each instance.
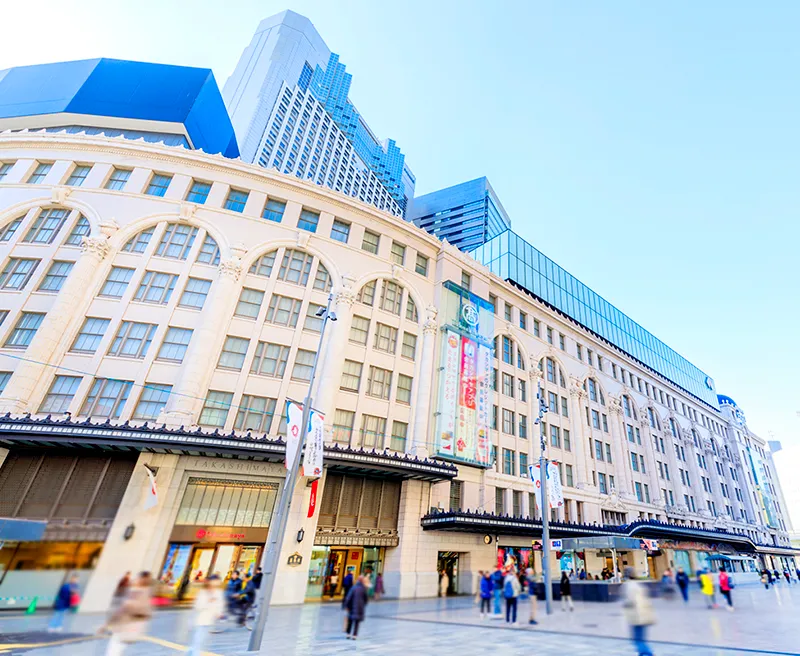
[547,462,564,508]
[285,401,304,471]
[143,465,158,510]
[302,410,325,478]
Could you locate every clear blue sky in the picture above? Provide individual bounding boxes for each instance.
[3,0,798,445]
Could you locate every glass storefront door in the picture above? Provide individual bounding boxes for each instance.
[213,545,237,581]
[190,548,214,583]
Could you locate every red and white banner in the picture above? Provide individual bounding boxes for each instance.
[302,410,325,478]
[285,400,304,471]
[475,343,492,465]
[308,479,319,518]
[437,330,461,456]
[457,336,478,460]
[143,465,158,510]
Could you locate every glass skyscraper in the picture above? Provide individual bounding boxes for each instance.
[408,177,511,252]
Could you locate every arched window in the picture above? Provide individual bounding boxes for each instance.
[622,395,637,420]
[249,251,277,277]
[197,235,220,265]
[155,223,199,260]
[123,226,155,254]
[0,216,24,243]
[248,247,331,292]
[647,407,661,431]
[539,357,566,388]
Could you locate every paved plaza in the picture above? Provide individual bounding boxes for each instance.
[1,582,799,655]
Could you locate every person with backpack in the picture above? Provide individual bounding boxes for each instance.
[560,571,574,611]
[503,568,521,625]
[491,567,504,618]
[479,571,493,619]
[48,574,79,632]
[718,567,734,611]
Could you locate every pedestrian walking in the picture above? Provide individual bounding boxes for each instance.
[784,569,791,585]
[344,575,368,640]
[503,569,521,625]
[225,571,242,619]
[439,569,449,597]
[341,570,354,607]
[773,569,780,584]
[48,574,79,632]
[560,571,574,611]
[718,567,734,611]
[251,567,263,589]
[236,574,257,626]
[374,573,384,600]
[760,570,770,589]
[187,574,224,656]
[105,571,153,656]
[622,567,655,656]
[479,571,493,618]
[525,567,538,625]
[491,566,504,618]
[699,569,716,609]
[675,567,690,603]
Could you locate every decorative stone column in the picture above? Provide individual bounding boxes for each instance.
[638,412,662,505]
[0,235,111,414]
[313,278,355,428]
[410,307,438,458]
[161,255,244,426]
[607,396,632,498]
[568,379,591,489]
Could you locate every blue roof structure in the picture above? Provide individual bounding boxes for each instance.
[471,230,719,408]
[0,58,238,158]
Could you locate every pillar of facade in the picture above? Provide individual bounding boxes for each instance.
[607,397,632,498]
[684,429,706,515]
[80,453,182,612]
[410,308,438,458]
[313,282,355,435]
[638,413,662,507]
[704,441,728,520]
[0,236,111,414]
[161,256,243,426]
[568,380,591,489]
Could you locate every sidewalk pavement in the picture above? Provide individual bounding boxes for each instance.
[0,581,798,655]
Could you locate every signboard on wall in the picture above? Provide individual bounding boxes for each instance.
[434,282,494,467]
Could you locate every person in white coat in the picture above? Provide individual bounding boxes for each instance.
[188,574,225,656]
[439,570,450,597]
[622,567,655,656]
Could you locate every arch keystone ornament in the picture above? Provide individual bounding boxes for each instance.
[51,186,71,204]
[178,202,195,222]
[81,236,110,260]
[219,258,243,281]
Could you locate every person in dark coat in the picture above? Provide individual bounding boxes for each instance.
[48,574,78,632]
[341,571,354,608]
[560,571,574,611]
[251,567,263,589]
[675,567,690,602]
[479,572,493,618]
[344,576,368,640]
[225,571,242,618]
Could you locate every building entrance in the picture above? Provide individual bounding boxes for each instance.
[307,546,384,600]
[437,551,459,596]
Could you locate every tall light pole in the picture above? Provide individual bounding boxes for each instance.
[533,382,553,615]
[248,294,336,651]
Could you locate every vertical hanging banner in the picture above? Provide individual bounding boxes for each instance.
[475,343,492,464]
[143,464,158,510]
[307,479,319,518]
[285,400,304,471]
[303,410,325,478]
[457,336,478,460]
[547,462,564,508]
[436,330,461,457]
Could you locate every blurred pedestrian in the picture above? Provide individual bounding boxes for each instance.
[251,567,263,589]
[675,567,690,603]
[718,567,734,612]
[699,569,716,609]
[784,569,791,585]
[48,574,79,632]
[525,567,538,625]
[105,571,153,655]
[760,570,770,589]
[491,566,504,618]
[503,568,521,625]
[622,567,654,656]
[236,574,257,627]
[341,570,354,607]
[225,571,242,619]
[187,574,224,656]
[344,575,368,640]
[560,571,574,611]
[374,573,384,600]
[479,571,492,618]
[661,569,675,599]
[773,569,780,584]
[439,569,449,597]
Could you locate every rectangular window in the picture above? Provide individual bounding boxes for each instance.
[533,319,540,337]
[640,455,646,473]
[340,360,363,392]
[157,326,193,362]
[37,260,73,292]
[23,208,68,243]
[461,271,471,290]
[330,219,350,243]
[644,484,651,504]
[374,323,398,353]
[519,414,528,438]
[0,258,40,290]
[489,294,497,314]
[244,337,287,375]
[108,321,157,359]
[332,409,355,444]
[504,303,512,321]
[519,311,527,330]
[133,383,172,420]
[380,280,403,315]
[559,334,566,350]
[546,327,553,344]
[560,396,569,417]
[297,209,319,232]
[548,391,557,413]
[0,161,14,181]
[105,167,132,191]
[602,414,609,432]
[65,164,91,187]
[563,429,571,451]
[502,373,514,397]
[349,315,370,345]
[520,453,529,477]
[390,241,406,265]
[502,409,515,435]
[362,230,380,254]
[397,373,413,404]
[262,199,286,223]
[360,414,387,449]
[550,424,560,448]
[366,366,392,400]
[80,377,132,418]
[234,288,264,319]
[565,464,574,487]
[265,294,302,327]
[391,421,408,452]
[145,173,172,196]
[304,303,325,332]
[224,188,249,212]
[503,449,515,476]
[495,488,505,515]
[234,395,276,433]
[598,472,608,494]
[178,277,211,309]
[406,297,418,322]
[277,249,314,285]
[595,440,604,461]
[591,409,600,429]
[518,379,527,401]
[401,332,417,360]
[635,482,643,502]
[71,317,110,353]
[631,452,639,472]
[415,253,429,276]
[291,349,315,381]
[186,180,211,204]
[27,162,52,184]
[134,271,178,304]
[156,224,198,260]
[40,375,82,413]
[198,390,233,427]
[605,443,613,463]
[217,335,250,371]
[576,344,583,360]
[4,312,44,348]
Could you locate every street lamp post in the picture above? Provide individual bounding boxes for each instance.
[248,294,336,652]
[535,383,553,615]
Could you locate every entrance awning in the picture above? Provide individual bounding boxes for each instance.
[707,554,756,562]
[0,517,47,541]
[560,537,643,550]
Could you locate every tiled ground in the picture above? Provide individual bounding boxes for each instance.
[1,581,799,655]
